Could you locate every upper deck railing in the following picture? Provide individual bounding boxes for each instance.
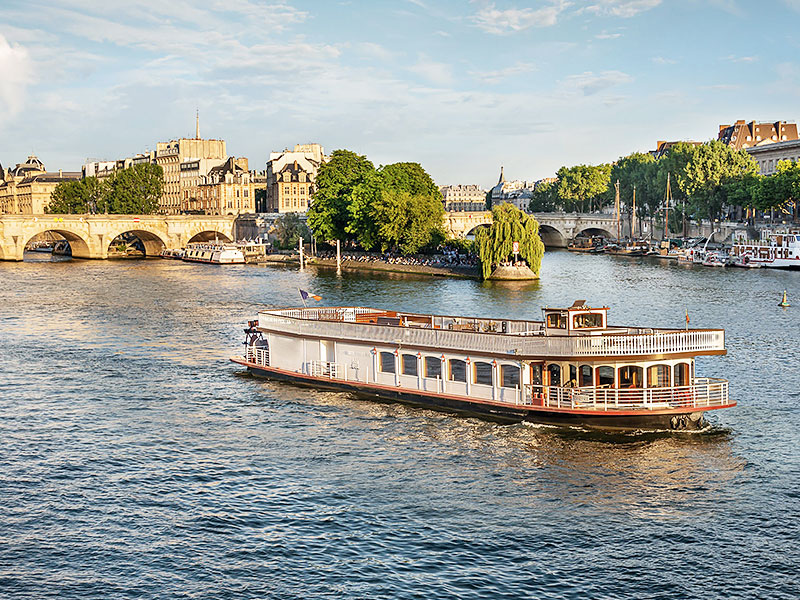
[257,307,725,359]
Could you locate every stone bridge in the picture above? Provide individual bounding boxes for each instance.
[0,214,239,260]
[444,211,620,247]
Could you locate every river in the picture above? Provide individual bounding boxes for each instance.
[0,251,798,599]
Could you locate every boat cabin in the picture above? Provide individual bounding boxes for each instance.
[542,300,608,334]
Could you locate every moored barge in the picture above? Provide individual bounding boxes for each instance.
[231,301,734,430]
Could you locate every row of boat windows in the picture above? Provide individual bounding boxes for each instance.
[379,352,521,388]
[539,363,690,388]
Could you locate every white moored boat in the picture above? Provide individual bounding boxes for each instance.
[182,242,245,264]
[231,301,734,430]
[732,229,800,270]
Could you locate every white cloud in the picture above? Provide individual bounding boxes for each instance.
[652,56,677,65]
[472,2,566,35]
[562,70,633,95]
[471,62,536,84]
[585,0,661,17]
[408,55,454,86]
[724,54,758,63]
[595,31,622,39]
[0,35,33,120]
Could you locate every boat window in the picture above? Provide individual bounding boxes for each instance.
[647,364,671,388]
[547,364,561,387]
[449,359,467,382]
[546,313,566,328]
[619,365,643,388]
[579,365,593,387]
[474,361,493,386]
[425,356,442,379]
[380,351,395,373]
[402,354,418,376]
[572,313,603,329]
[501,365,520,388]
[531,364,543,386]
[674,362,689,386]
[597,366,614,387]
[568,365,578,386]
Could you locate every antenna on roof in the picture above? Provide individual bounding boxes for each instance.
[196,109,200,139]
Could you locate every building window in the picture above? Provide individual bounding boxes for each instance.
[380,351,395,373]
[402,354,418,376]
[449,359,466,382]
[473,361,493,386]
[425,356,441,379]
[501,365,520,388]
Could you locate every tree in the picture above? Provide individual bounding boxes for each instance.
[610,152,658,233]
[273,212,310,249]
[106,163,164,214]
[48,180,90,214]
[347,162,445,254]
[307,149,375,241]
[475,203,545,280]
[556,164,611,212]
[677,140,758,222]
[528,181,559,212]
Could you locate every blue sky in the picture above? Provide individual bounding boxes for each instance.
[1,0,799,187]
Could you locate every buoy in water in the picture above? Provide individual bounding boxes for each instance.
[778,290,790,308]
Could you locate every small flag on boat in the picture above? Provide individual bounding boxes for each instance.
[300,289,322,302]
[685,308,690,327]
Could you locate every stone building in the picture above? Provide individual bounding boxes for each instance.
[718,120,799,150]
[440,184,486,211]
[156,137,227,214]
[490,167,534,212]
[0,155,80,214]
[182,157,253,215]
[265,144,325,213]
[746,139,800,175]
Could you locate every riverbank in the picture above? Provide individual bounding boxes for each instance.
[263,254,480,279]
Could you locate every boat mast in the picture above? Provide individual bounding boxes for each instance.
[632,185,637,239]
[615,180,620,241]
[664,173,671,241]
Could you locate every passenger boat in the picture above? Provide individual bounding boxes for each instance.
[731,229,800,270]
[231,301,733,431]
[159,248,184,259]
[182,242,245,264]
[568,236,605,253]
[604,240,649,256]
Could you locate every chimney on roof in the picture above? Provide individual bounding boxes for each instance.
[59,169,62,177]
[196,109,200,139]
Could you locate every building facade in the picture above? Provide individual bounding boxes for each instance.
[265,144,325,213]
[0,156,80,214]
[490,167,535,212]
[182,157,254,215]
[440,184,486,211]
[746,139,800,175]
[156,138,227,214]
[718,120,799,150]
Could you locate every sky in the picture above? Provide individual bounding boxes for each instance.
[1,0,799,188]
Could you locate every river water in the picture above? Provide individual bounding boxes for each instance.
[0,251,798,599]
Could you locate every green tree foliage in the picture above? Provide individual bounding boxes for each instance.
[106,163,164,214]
[273,212,311,250]
[675,140,758,221]
[528,181,559,212]
[346,162,445,254]
[48,180,91,214]
[610,152,657,223]
[556,164,612,212]
[307,150,374,241]
[475,203,545,280]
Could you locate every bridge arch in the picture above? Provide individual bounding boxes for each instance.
[188,230,233,244]
[23,228,93,260]
[106,227,169,257]
[538,225,567,248]
[574,226,614,240]
[465,224,490,239]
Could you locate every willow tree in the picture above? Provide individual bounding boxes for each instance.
[475,203,545,279]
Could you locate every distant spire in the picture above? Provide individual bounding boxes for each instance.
[195,109,200,139]
[497,166,505,184]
